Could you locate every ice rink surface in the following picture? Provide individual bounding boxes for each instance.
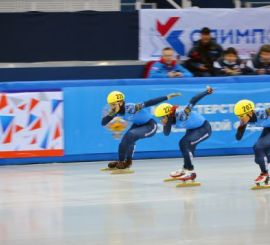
[0,155,270,245]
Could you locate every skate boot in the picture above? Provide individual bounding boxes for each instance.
[164,169,187,182]
[111,160,134,175]
[178,170,197,182]
[100,161,119,171]
[108,161,118,169]
[255,172,269,186]
[175,170,200,187]
[170,168,187,178]
[116,159,132,169]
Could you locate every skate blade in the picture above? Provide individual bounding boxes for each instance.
[251,184,270,190]
[100,167,116,171]
[163,177,179,182]
[110,169,134,175]
[176,181,201,188]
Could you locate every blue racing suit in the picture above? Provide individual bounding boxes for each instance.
[102,96,168,161]
[236,108,270,173]
[163,90,212,170]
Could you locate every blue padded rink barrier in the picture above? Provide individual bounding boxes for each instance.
[0,155,270,245]
[0,75,270,244]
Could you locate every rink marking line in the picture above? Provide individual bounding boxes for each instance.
[0,191,253,208]
[95,155,254,165]
[0,195,201,208]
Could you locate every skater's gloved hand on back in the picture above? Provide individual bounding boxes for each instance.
[266,108,270,117]
[184,107,191,115]
[125,104,137,114]
[206,86,213,94]
[167,92,181,100]
[135,103,143,112]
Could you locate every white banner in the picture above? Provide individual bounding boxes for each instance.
[139,9,270,61]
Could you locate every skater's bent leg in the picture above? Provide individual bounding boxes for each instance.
[125,121,157,160]
[179,138,194,170]
[253,129,270,173]
[126,144,135,161]
[119,131,137,161]
[190,144,196,157]
[254,128,270,173]
[119,120,157,161]
[179,121,211,171]
[254,144,268,173]
[266,148,270,164]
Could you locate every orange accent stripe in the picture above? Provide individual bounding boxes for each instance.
[0,150,64,158]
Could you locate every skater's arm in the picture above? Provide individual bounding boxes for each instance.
[101,109,117,126]
[184,87,213,115]
[189,87,213,107]
[102,102,123,125]
[136,93,181,111]
[163,117,173,136]
[138,96,168,109]
[101,115,114,126]
[235,124,247,141]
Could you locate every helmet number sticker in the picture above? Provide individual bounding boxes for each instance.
[163,107,171,114]
[242,103,252,113]
[116,94,124,100]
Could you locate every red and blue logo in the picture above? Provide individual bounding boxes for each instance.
[156,17,185,55]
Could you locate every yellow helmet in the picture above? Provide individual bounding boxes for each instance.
[107,91,125,104]
[154,103,173,117]
[234,99,255,116]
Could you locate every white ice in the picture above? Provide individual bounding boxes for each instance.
[0,155,269,245]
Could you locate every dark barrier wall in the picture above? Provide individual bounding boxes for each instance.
[146,0,234,8]
[0,65,145,82]
[192,0,234,8]
[0,11,138,62]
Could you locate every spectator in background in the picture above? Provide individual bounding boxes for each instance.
[147,47,193,78]
[247,44,270,75]
[214,47,253,76]
[185,27,223,77]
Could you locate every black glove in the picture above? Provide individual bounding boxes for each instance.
[135,103,143,112]
[235,125,247,141]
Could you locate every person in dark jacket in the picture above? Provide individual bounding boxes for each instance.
[185,27,223,77]
[246,44,270,75]
[214,47,253,76]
